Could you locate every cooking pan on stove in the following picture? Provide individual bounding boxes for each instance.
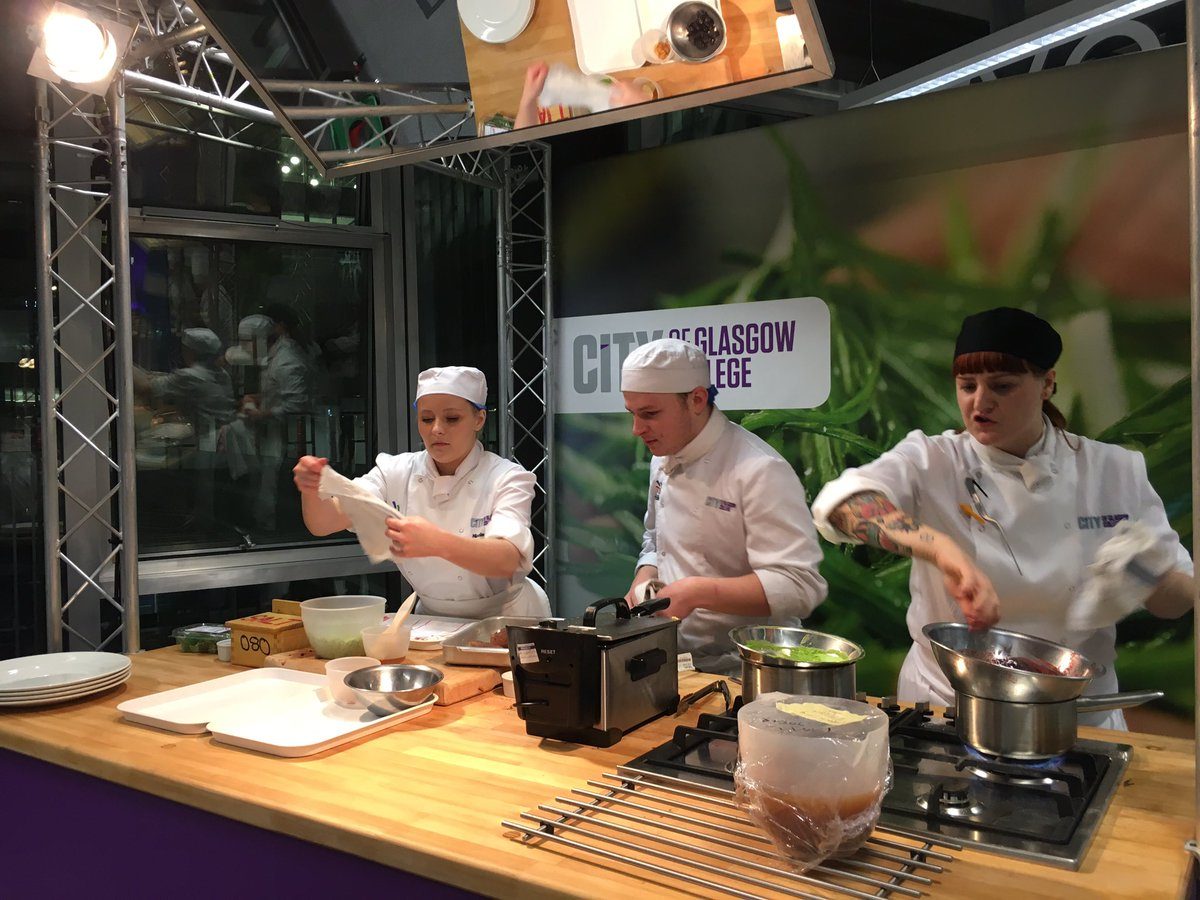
[923,623,1099,703]
[923,623,1162,758]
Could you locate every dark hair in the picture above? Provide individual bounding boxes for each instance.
[953,350,1076,447]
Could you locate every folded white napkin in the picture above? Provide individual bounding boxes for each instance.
[1068,521,1175,631]
[317,466,396,563]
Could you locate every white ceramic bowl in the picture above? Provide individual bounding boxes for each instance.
[300,595,386,659]
[361,621,412,662]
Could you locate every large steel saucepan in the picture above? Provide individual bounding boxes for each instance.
[923,623,1162,759]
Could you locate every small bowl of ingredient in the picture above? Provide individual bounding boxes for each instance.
[345,664,444,716]
[637,28,673,64]
[666,2,726,63]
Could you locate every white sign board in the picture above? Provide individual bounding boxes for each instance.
[555,297,830,414]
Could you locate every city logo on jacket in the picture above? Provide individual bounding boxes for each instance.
[1077,513,1130,529]
[705,496,737,512]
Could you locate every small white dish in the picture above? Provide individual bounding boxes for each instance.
[325,656,380,708]
[501,669,515,699]
[458,0,535,44]
[216,639,232,663]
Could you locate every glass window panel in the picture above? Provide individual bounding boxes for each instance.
[127,102,367,225]
[130,236,373,555]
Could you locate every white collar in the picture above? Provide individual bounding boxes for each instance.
[423,441,483,502]
[663,408,727,475]
[970,416,1058,490]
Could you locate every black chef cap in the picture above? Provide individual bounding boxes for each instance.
[954,307,1062,370]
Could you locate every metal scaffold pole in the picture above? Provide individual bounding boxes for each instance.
[108,75,140,651]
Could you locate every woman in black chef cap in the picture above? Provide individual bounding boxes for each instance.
[811,307,1194,728]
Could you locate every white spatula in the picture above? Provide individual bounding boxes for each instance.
[386,591,418,634]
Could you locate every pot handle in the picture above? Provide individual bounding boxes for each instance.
[1075,690,1164,713]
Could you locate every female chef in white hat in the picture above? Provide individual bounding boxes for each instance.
[293,366,550,618]
[811,307,1193,729]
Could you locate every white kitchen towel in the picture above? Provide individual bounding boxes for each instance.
[1067,520,1176,631]
[317,465,396,563]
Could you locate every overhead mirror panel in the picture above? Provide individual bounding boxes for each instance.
[188,0,833,174]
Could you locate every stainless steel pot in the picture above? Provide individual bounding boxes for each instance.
[956,691,1165,759]
[730,626,862,702]
[924,623,1163,758]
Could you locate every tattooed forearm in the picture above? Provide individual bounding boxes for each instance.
[830,491,921,557]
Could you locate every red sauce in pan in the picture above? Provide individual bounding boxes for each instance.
[963,649,1064,676]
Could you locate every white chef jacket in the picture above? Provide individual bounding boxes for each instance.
[811,419,1192,729]
[636,409,827,673]
[353,442,549,619]
[150,363,235,451]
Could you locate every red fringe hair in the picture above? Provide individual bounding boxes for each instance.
[952,351,1069,433]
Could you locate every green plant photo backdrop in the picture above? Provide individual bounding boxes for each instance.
[553,59,1192,724]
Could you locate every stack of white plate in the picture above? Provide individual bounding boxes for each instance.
[0,652,131,708]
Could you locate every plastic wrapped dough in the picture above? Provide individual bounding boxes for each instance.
[734,693,891,871]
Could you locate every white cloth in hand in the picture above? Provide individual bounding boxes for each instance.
[318,465,396,563]
[1068,520,1175,631]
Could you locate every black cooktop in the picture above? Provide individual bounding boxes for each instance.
[623,698,1131,869]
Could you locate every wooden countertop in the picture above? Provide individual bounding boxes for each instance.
[0,648,1193,898]
[460,0,793,134]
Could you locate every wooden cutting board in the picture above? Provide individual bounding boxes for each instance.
[263,647,501,706]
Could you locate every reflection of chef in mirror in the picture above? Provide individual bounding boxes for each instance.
[133,327,236,448]
[293,366,551,619]
[242,305,313,422]
[621,339,828,674]
[243,306,315,532]
[812,307,1195,729]
[514,62,650,129]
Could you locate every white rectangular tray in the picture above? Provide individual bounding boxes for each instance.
[568,0,722,75]
[117,668,433,757]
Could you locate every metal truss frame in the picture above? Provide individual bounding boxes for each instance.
[33,8,557,640]
[258,80,474,169]
[34,75,139,653]
[494,143,554,592]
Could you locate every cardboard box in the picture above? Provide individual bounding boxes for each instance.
[226,612,309,667]
[271,598,303,617]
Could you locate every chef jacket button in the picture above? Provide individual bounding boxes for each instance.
[1064,523,1071,529]
[468,480,474,485]
[457,576,463,581]
[417,476,424,483]
[458,528,464,534]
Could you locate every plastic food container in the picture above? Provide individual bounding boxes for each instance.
[735,693,890,870]
[171,624,231,654]
[299,595,385,659]
[216,639,232,662]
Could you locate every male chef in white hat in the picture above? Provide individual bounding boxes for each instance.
[621,338,828,673]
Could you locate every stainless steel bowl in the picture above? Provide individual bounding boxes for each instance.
[666,2,726,63]
[731,626,862,702]
[345,664,443,717]
[923,622,1098,703]
[730,625,864,668]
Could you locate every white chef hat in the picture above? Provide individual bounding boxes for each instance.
[237,314,274,339]
[414,366,487,409]
[181,327,221,358]
[621,338,711,393]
